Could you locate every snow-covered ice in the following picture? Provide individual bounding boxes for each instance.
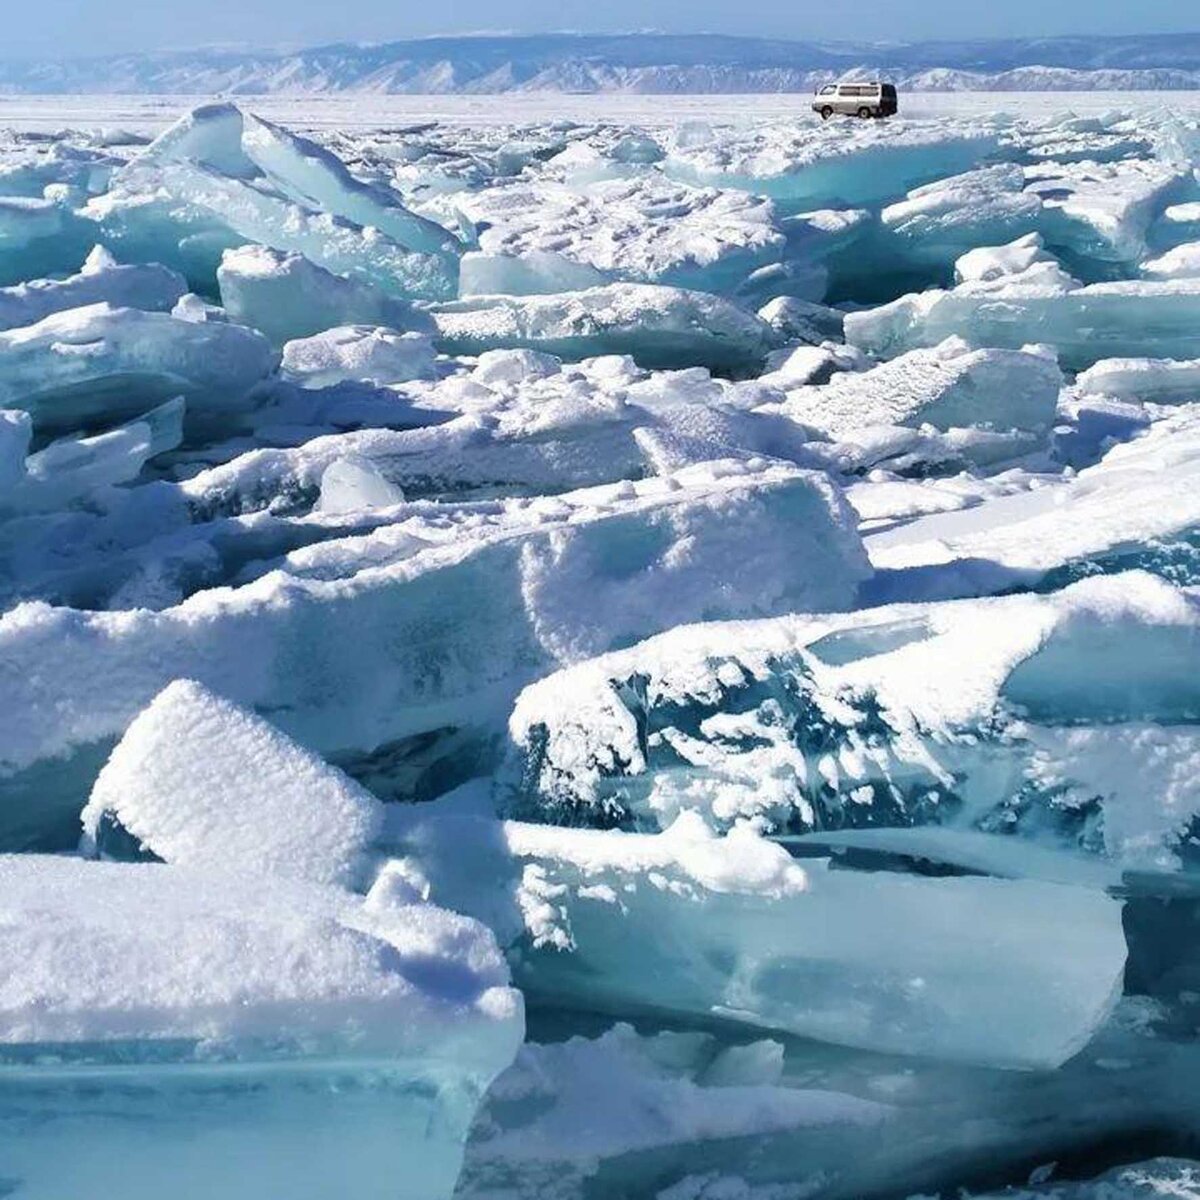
[0,853,522,1200]
[1,94,1199,1200]
[81,679,384,886]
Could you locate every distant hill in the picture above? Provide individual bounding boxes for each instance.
[4,32,1200,94]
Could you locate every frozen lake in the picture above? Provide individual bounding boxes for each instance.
[2,85,1200,1200]
[3,89,1200,132]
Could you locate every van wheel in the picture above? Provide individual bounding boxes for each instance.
[820,106,833,120]
[858,107,872,119]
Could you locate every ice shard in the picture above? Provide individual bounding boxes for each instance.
[218,244,435,345]
[394,809,1125,1069]
[847,241,1200,369]
[0,302,276,433]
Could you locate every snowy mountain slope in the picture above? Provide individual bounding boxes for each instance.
[5,32,1200,95]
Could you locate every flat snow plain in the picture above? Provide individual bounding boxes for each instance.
[2,90,1200,132]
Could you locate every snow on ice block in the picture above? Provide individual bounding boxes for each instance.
[431,283,777,373]
[423,813,1124,1069]
[175,343,829,512]
[0,302,276,433]
[455,175,785,295]
[866,407,1200,585]
[281,325,437,389]
[1026,158,1183,263]
[1142,240,1200,279]
[0,853,522,1200]
[954,231,1069,285]
[0,460,868,834]
[217,244,435,345]
[316,456,406,513]
[1076,356,1200,403]
[664,122,999,210]
[500,573,1200,847]
[847,259,1200,370]
[778,338,1061,436]
[81,679,383,887]
[0,245,186,332]
[758,301,845,354]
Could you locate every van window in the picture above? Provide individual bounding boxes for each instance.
[819,84,836,95]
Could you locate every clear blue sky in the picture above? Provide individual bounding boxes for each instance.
[4,0,1198,58]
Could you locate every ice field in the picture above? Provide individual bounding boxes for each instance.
[3,91,1200,1198]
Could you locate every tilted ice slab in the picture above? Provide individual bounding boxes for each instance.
[881,164,1041,262]
[1026,158,1184,264]
[0,459,868,839]
[0,853,522,1200]
[88,104,459,301]
[0,244,185,331]
[847,243,1200,370]
[395,808,1124,1069]
[1,396,183,514]
[239,109,460,259]
[867,405,1200,583]
[457,1021,886,1200]
[81,679,383,888]
[217,244,435,345]
[455,175,786,295]
[663,120,999,210]
[149,161,458,300]
[431,283,777,372]
[134,103,457,262]
[501,572,1200,862]
[0,301,276,434]
[773,337,1061,436]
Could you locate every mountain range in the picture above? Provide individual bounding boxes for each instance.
[4,32,1200,94]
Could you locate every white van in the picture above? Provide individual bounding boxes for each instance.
[812,81,898,120]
